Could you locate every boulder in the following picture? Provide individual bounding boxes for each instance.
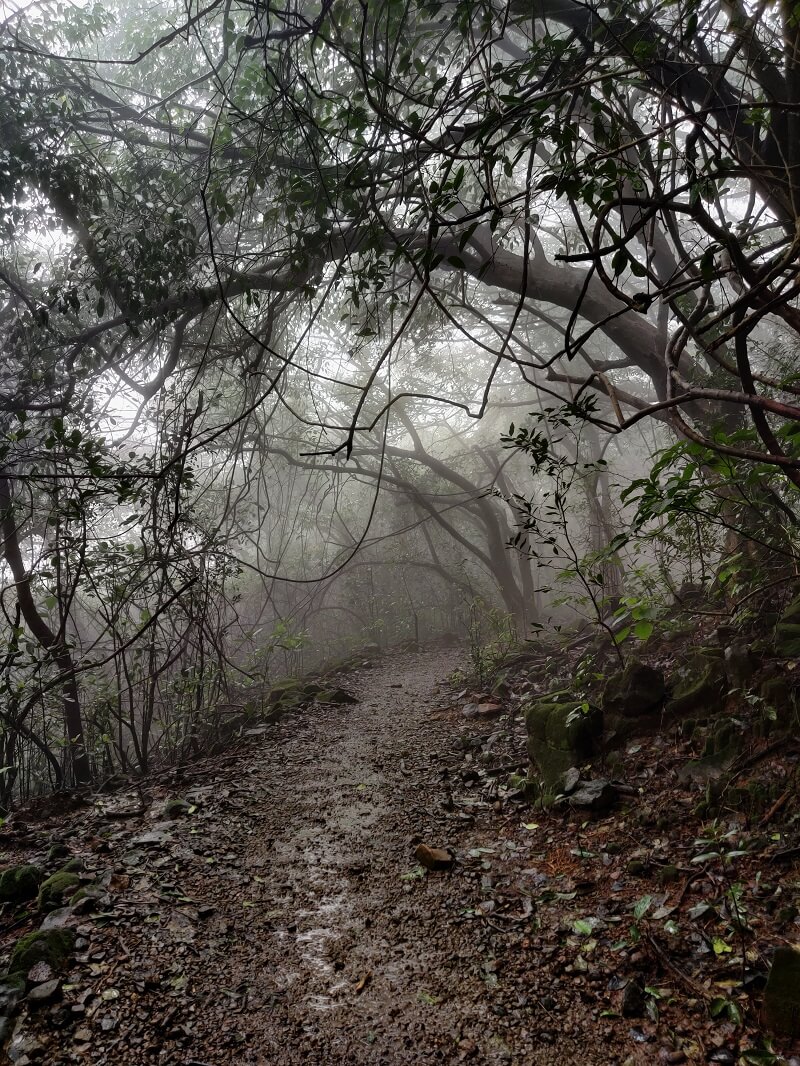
[0,865,44,905]
[678,719,742,784]
[525,691,602,798]
[665,651,727,718]
[603,659,665,718]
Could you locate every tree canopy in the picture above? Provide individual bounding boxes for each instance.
[1,0,800,791]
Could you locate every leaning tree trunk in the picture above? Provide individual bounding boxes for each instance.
[0,475,92,786]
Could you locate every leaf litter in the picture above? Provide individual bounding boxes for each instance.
[0,650,799,1063]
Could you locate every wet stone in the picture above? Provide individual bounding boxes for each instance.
[27,979,62,1006]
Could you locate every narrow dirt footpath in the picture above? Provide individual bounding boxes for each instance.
[5,651,601,1065]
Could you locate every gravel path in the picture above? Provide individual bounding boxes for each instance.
[4,651,614,1065]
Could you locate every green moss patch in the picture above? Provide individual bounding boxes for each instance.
[37,871,81,912]
[8,928,75,976]
[0,865,44,904]
[665,652,726,718]
[525,691,602,798]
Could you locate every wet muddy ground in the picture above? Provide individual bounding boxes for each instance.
[4,648,764,1065]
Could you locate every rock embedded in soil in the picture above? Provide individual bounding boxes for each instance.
[562,779,618,811]
[621,977,645,1017]
[665,651,727,719]
[525,691,603,796]
[45,843,71,865]
[26,979,61,1006]
[36,871,81,912]
[7,929,76,977]
[25,961,54,985]
[163,797,191,819]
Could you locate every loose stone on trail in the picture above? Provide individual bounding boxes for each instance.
[414,843,454,871]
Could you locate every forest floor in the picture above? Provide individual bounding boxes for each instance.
[1,647,799,1065]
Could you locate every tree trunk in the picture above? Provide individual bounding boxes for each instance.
[0,475,92,786]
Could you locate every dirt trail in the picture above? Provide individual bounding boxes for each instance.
[5,651,602,1065]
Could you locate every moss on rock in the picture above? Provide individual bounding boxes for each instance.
[525,691,602,796]
[45,843,71,865]
[37,871,81,912]
[315,687,358,705]
[164,797,191,819]
[7,928,75,976]
[665,652,727,718]
[0,865,44,905]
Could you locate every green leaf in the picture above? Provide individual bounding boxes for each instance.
[633,895,652,920]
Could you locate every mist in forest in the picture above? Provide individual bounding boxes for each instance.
[0,0,797,804]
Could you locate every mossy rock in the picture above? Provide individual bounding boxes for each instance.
[758,675,797,729]
[7,928,75,976]
[267,678,324,710]
[701,720,741,763]
[657,865,679,885]
[0,865,44,905]
[164,797,191,819]
[764,946,800,1036]
[37,871,81,912]
[723,641,755,691]
[0,973,26,1001]
[525,692,602,792]
[665,652,727,718]
[45,843,71,865]
[267,677,303,704]
[70,884,103,906]
[314,687,358,705]
[603,659,665,718]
